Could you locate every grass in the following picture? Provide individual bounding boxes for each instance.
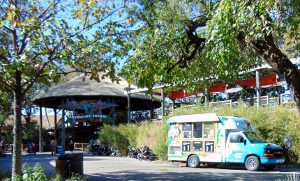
[100,104,300,164]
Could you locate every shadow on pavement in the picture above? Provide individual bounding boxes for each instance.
[0,152,57,176]
[86,170,290,181]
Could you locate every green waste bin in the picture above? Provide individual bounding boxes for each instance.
[56,153,83,178]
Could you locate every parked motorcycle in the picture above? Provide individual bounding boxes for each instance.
[97,143,111,156]
[110,146,122,157]
[128,146,138,158]
[137,146,155,161]
[89,143,111,156]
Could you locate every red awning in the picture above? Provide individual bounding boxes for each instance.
[235,74,276,87]
[208,82,226,93]
[165,72,299,100]
[168,90,195,100]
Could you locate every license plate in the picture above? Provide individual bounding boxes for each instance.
[276,159,285,163]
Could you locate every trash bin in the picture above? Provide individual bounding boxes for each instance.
[56,153,83,178]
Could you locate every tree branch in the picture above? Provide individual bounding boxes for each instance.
[0,53,10,64]
[167,15,208,73]
[22,58,54,94]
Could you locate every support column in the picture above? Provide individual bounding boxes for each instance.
[39,106,43,152]
[112,97,116,126]
[161,87,165,117]
[204,87,209,106]
[150,94,154,119]
[256,59,261,108]
[61,107,65,150]
[127,86,131,124]
[54,108,58,141]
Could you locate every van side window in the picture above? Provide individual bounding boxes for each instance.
[205,141,214,152]
[182,141,191,152]
[230,134,244,143]
[193,141,203,151]
[203,123,214,138]
[183,123,192,138]
[193,123,202,138]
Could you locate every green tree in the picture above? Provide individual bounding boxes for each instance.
[0,92,13,140]
[119,0,300,109]
[0,0,124,178]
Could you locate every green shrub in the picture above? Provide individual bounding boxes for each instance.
[99,104,300,163]
[174,104,300,164]
[117,123,139,148]
[153,123,168,160]
[22,163,47,181]
[0,170,11,181]
[99,124,130,156]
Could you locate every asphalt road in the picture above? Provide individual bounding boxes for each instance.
[0,152,299,181]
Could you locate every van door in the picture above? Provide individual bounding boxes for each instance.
[225,132,246,163]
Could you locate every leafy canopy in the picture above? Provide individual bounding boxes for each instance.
[0,0,127,95]
[118,0,300,92]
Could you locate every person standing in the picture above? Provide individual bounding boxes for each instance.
[0,140,3,153]
[68,137,74,153]
[50,138,57,155]
[31,141,36,155]
[27,140,33,154]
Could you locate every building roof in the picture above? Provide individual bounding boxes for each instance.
[33,74,160,110]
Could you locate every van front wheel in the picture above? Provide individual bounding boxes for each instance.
[245,156,260,171]
[187,155,200,168]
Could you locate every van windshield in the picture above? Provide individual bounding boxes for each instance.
[244,131,266,143]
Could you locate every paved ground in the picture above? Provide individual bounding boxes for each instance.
[0,151,299,181]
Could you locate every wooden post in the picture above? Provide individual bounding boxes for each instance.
[161,87,165,118]
[61,107,65,150]
[112,97,116,126]
[127,86,131,124]
[54,108,58,142]
[39,106,43,152]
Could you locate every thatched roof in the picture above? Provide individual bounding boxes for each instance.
[33,74,160,110]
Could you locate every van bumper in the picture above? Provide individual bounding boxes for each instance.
[260,157,285,164]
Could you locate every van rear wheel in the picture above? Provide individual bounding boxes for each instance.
[245,156,260,171]
[187,155,200,168]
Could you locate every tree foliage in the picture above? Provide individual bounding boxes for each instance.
[0,92,12,126]
[119,0,300,107]
[0,0,126,178]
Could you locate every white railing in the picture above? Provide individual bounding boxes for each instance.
[209,100,238,108]
[280,93,294,104]
[74,142,89,151]
[207,93,294,108]
[4,144,30,152]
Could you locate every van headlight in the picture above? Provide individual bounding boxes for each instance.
[264,148,274,157]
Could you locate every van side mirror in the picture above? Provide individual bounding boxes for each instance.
[243,139,247,145]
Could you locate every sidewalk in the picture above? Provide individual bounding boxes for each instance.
[1,151,300,180]
[0,151,59,176]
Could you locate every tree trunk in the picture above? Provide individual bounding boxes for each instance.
[12,71,24,179]
[250,40,300,111]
